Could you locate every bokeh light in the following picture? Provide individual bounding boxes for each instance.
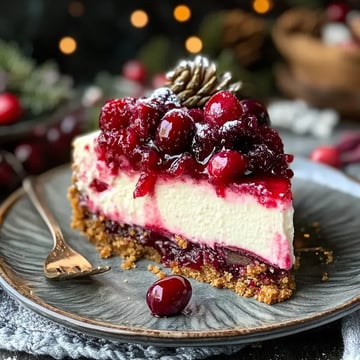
[130,9,149,28]
[185,36,203,53]
[59,36,77,55]
[252,0,273,14]
[173,5,191,22]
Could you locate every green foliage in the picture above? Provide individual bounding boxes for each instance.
[0,39,74,115]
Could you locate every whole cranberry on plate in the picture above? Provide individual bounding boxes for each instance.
[146,275,192,317]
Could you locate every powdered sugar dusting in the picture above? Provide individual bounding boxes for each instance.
[148,87,180,109]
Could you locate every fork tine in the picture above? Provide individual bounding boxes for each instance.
[23,176,111,280]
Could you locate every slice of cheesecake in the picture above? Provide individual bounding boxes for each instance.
[69,59,295,304]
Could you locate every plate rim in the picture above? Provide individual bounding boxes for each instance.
[1,158,360,346]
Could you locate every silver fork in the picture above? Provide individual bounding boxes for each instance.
[23,176,111,280]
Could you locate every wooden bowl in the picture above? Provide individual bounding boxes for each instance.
[272,7,360,117]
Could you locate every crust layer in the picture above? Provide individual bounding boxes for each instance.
[69,184,295,304]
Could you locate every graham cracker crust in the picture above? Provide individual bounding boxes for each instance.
[68,184,295,304]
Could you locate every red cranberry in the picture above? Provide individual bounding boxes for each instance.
[167,153,201,177]
[239,99,270,126]
[207,150,247,184]
[309,145,342,168]
[122,59,147,84]
[131,99,161,138]
[146,275,192,317]
[99,97,136,132]
[247,143,275,174]
[0,92,23,125]
[133,173,157,198]
[191,123,219,162]
[155,108,195,155]
[188,108,204,123]
[203,91,243,126]
[140,147,161,172]
[326,1,349,22]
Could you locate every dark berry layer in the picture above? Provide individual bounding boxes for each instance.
[104,219,290,281]
[95,88,294,197]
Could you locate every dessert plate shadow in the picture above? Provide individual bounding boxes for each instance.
[0,157,360,347]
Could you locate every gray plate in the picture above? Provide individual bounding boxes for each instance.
[0,157,360,347]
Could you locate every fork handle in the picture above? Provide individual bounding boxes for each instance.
[23,176,66,248]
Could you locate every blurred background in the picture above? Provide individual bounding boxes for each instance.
[0,0,330,83]
[2,0,360,199]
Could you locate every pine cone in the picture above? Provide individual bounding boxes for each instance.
[165,55,243,107]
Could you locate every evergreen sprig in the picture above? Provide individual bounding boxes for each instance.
[0,39,74,115]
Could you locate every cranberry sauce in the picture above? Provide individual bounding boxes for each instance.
[105,219,290,282]
[95,88,294,198]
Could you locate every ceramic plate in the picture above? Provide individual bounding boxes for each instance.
[0,157,360,347]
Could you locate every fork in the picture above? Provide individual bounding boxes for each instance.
[23,176,111,280]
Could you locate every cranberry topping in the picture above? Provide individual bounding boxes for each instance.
[155,108,195,155]
[207,150,247,184]
[203,91,243,126]
[99,97,136,132]
[146,275,192,317]
[89,178,108,192]
[239,99,270,126]
[95,88,294,197]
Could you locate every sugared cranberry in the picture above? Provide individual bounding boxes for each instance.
[188,108,204,123]
[148,87,180,114]
[0,92,23,125]
[239,99,270,126]
[207,150,247,183]
[132,99,161,138]
[247,143,275,174]
[155,108,195,155]
[191,123,219,162]
[99,97,136,132]
[309,145,342,168]
[203,91,243,126]
[140,147,161,172]
[146,275,192,317]
[122,128,140,155]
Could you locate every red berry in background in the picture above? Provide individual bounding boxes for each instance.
[203,91,243,126]
[155,108,195,155]
[146,275,192,317]
[326,1,349,22]
[14,141,47,174]
[122,59,147,84]
[0,151,23,193]
[239,99,270,126]
[99,97,136,132]
[309,145,342,168]
[0,92,23,125]
[207,150,247,183]
[151,72,168,89]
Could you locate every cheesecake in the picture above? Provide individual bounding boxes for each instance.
[69,58,295,304]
